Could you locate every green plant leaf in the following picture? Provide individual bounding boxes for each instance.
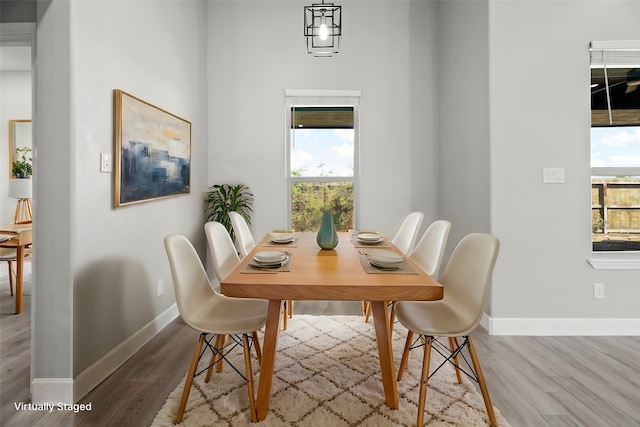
[204,184,254,242]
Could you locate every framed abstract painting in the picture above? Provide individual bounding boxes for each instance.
[114,89,191,206]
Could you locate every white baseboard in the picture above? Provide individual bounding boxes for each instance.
[72,303,179,402]
[32,378,74,405]
[481,313,640,336]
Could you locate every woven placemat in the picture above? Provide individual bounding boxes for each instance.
[261,235,299,248]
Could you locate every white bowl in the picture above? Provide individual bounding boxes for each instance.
[253,251,286,263]
[270,232,295,243]
[367,249,404,265]
[357,232,381,241]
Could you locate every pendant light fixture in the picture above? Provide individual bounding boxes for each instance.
[304,1,342,58]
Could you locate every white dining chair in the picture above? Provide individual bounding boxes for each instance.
[164,233,268,423]
[205,221,242,283]
[363,212,425,322]
[388,219,451,332]
[391,211,424,255]
[395,233,500,427]
[207,220,294,330]
[229,211,256,259]
[0,248,17,296]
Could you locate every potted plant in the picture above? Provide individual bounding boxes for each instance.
[205,184,254,242]
[12,147,32,178]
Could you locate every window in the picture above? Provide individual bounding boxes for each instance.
[590,41,640,252]
[285,91,360,232]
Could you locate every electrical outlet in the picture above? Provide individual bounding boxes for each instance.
[157,279,164,296]
[593,283,605,299]
[100,153,112,172]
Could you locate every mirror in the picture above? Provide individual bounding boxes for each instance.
[8,119,32,178]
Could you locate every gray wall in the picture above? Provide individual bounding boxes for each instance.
[437,0,491,254]
[488,0,640,323]
[206,1,440,240]
[33,0,209,391]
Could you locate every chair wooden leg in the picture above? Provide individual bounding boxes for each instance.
[361,300,368,317]
[467,336,498,427]
[243,334,258,422]
[205,353,215,383]
[252,331,262,364]
[176,334,205,424]
[282,301,288,330]
[8,261,14,296]
[364,302,372,323]
[215,335,226,373]
[205,334,223,382]
[449,337,463,384]
[397,330,413,381]
[388,302,396,335]
[417,336,433,427]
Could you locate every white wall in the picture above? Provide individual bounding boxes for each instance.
[34,0,208,402]
[206,1,440,239]
[488,0,640,329]
[0,70,31,224]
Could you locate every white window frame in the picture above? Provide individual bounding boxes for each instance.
[284,89,361,230]
[588,41,640,268]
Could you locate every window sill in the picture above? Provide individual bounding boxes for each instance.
[587,257,640,269]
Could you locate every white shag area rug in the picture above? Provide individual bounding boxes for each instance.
[152,315,510,427]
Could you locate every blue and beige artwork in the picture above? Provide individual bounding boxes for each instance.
[118,91,191,205]
[120,138,190,204]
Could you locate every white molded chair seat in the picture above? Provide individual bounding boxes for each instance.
[164,233,268,423]
[391,211,424,255]
[1,248,18,296]
[226,215,295,330]
[229,211,256,259]
[1,246,31,297]
[395,233,500,427]
[205,220,242,282]
[387,219,451,331]
[408,220,451,278]
[363,212,426,323]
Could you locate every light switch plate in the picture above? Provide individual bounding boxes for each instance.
[543,168,565,184]
[100,153,112,173]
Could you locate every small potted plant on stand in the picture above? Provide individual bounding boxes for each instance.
[12,147,32,179]
[205,184,254,242]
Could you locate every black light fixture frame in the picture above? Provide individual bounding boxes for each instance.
[304,1,342,58]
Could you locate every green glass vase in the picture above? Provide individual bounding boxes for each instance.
[316,211,339,249]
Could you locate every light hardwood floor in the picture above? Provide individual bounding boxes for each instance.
[1,271,639,426]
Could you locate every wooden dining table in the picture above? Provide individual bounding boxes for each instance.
[0,223,32,314]
[221,231,444,421]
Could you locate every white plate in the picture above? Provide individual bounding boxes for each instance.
[369,259,402,270]
[270,232,296,243]
[357,232,381,241]
[253,251,287,264]
[249,255,289,268]
[367,249,404,265]
[357,236,383,244]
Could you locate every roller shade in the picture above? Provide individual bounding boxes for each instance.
[590,41,640,126]
[590,41,640,67]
